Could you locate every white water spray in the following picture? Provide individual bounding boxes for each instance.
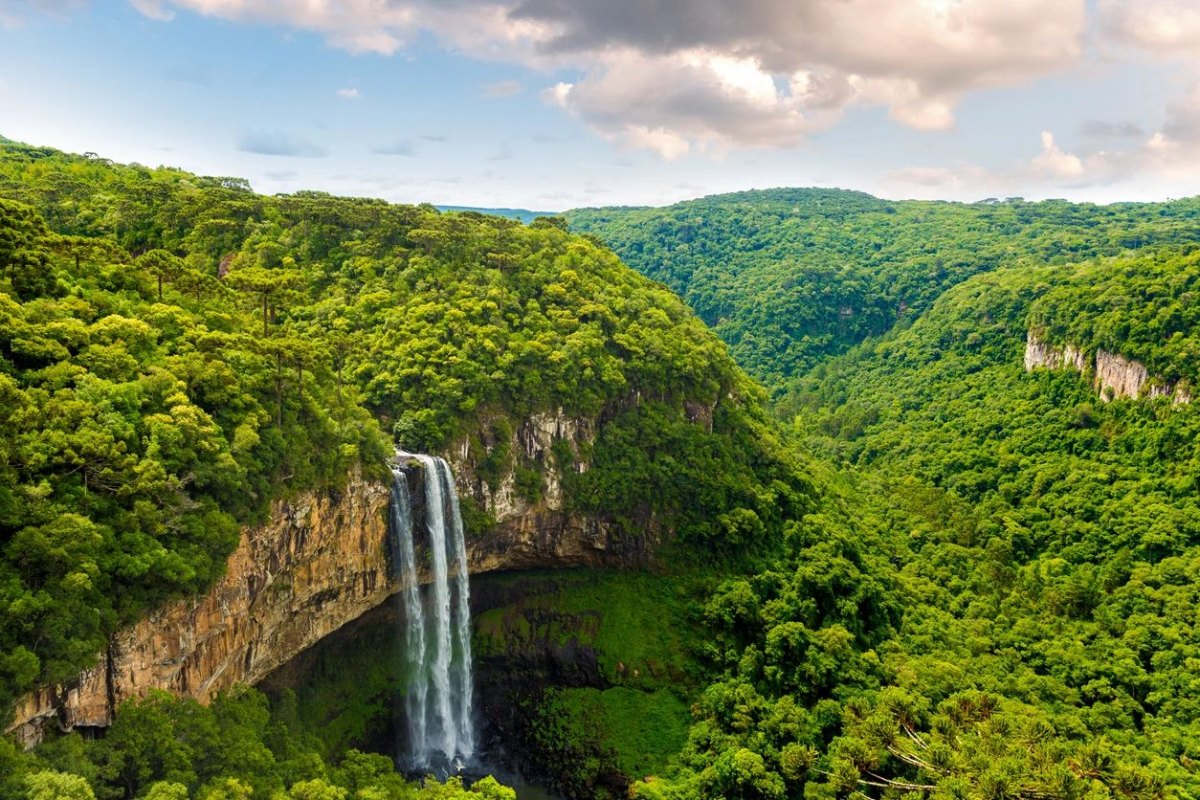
[389,453,476,770]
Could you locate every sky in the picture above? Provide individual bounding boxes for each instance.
[1,0,1198,210]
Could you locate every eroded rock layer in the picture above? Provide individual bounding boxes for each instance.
[10,410,644,745]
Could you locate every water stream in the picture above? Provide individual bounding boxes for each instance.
[389,454,476,771]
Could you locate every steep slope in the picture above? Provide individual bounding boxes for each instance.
[697,249,1200,798]
[0,139,810,750]
[567,189,1200,391]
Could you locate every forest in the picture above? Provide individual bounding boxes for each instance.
[0,139,803,799]
[3,138,1200,800]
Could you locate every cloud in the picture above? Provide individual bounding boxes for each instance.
[1032,131,1085,179]
[372,140,416,156]
[1098,0,1200,57]
[488,142,513,161]
[129,0,174,21]
[482,79,522,98]
[544,50,848,154]
[237,130,328,157]
[337,87,360,99]
[133,0,1088,156]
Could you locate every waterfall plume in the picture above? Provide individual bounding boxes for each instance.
[389,453,476,771]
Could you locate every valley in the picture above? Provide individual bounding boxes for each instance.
[1,138,1199,800]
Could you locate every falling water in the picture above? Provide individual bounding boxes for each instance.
[390,453,476,771]
[388,469,427,757]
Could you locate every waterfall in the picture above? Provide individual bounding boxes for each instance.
[389,453,476,771]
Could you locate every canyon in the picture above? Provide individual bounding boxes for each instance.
[7,410,648,747]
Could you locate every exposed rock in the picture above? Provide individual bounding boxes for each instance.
[8,474,393,747]
[1094,349,1148,401]
[447,408,652,574]
[1023,333,1087,372]
[10,409,651,745]
[1024,332,1191,405]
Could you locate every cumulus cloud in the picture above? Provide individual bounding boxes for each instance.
[546,49,847,154]
[337,87,360,99]
[1099,0,1200,56]
[1032,131,1085,179]
[130,0,1088,156]
[237,130,328,157]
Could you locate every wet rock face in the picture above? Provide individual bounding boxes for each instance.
[469,576,619,799]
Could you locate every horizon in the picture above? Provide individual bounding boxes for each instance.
[2,1,1199,208]
[7,134,1197,214]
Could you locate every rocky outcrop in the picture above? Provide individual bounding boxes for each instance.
[10,409,650,746]
[8,474,393,747]
[1023,334,1087,373]
[1024,332,1191,404]
[448,409,652,573]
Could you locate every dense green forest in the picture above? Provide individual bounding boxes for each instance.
[631,251,1200,799]
[567,190,1200,391]
[0,139,806,799]
[5,137,1200,800]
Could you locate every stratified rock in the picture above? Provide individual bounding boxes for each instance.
[10,409,651,745]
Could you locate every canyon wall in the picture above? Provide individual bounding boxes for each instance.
[8,474,393,747]
[449,409,652,573]
[9,410,641,746]
[1024,332,1191,404]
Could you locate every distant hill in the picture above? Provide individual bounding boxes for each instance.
[436,204,558,223]
[567,188,1200,391]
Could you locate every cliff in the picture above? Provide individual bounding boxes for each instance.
[449,409,652,572]
[1024,332,1192,404]
[9,412,640,745]
[8,473,393,746]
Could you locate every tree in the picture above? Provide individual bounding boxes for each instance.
[136,250,186,301]
[225,266,301,336]
[0,199,57,299]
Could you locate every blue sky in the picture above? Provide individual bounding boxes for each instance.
[1,0,1198,209]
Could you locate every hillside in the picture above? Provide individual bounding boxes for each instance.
[789,252,1200,797]
[567,189,1200,391]
[0,141,810,800]
[5,139,1200,800]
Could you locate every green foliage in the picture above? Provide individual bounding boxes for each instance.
[539,687,690,780]
[625,245,1200,798]
[0,688,514,800]
[568,189,1200,391]
[0,139,804,722]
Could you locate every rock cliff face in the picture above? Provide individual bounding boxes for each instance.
[1024,332,1191,404]
[9,411,643,745]
[9,474,393,747]
[448,409,651,573]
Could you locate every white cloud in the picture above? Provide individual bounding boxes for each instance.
[337,87,360,99]
[545,49,845,154]
[1032,131,1085,178]
[1099,0,1200,56]
[129,0,1088,156]
[128,0,173,21]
